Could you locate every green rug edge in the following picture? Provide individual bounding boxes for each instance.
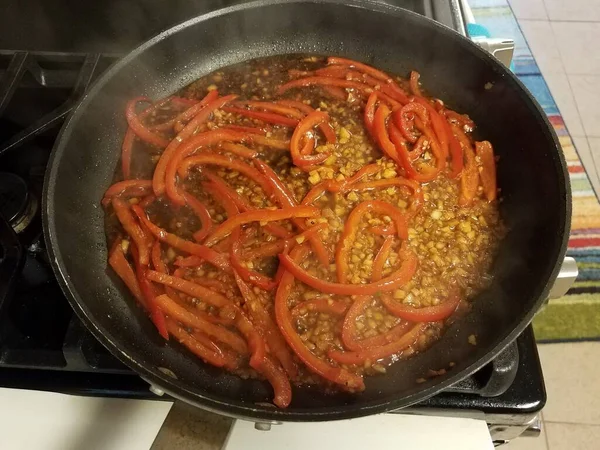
[533,293,600,341]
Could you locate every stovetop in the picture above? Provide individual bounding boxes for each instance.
[0,1,545,441]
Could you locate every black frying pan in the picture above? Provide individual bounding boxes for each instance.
[43,0,570,421]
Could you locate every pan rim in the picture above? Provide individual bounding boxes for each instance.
[43,0,571,421]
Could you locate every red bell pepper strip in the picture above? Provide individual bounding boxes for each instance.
[380,285,461,322]
[233,101,304,119]
[475,141,497,202]
[392,102,429,143]
[125,97,170,148]
[222,106,300,127]
[219,142,259,159]
[233,271,298,377]
[372,235,395,281]
[364,92,378,136]
[260,356,293,408]
[146,270,231,308]
[413,97,449,161]
[201,173,291,240]
[447,123,464,179]
[373,104,401,163]
[104,179,152,200]
[112,198,151,266]
[231,232,277,291]
[154,294,247,354]
[151,241,168,273]
[336,200,408,283]
[328,323,426,365]
[182,192,213,242]
[280,244,417,296]
[165,129,250,205]
[220,124,269,135]
[444,109,475,130]
[290,111,333,167]
[130,244,169,340]
[166,320,228,368]
[274,100,337,143]
[274,245,365,391]
[369,224,395,236]
[291,297,348,317]
[253,159,331,266]
[177,153,274,198]
[340,178,423,218]
[108,241,144,304]
[204,206,319,247]
[323,85,347,100]
[409,71,423,97]
[277,76,373,96]
[131,205,230,272]
[153,94,238,196]
[152,90,219,132]
[327,56,390,81]
[452,124,479,206]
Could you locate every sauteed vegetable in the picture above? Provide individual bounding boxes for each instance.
[103,55,504,408]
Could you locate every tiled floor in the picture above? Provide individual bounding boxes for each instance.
[509,0,600,197]
[506,3,600,449]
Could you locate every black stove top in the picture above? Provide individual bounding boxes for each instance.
[0,0,544,429]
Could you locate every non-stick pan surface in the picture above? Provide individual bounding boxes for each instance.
[43,0,570,421]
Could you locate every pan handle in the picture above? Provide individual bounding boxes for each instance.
[0,213,24,310]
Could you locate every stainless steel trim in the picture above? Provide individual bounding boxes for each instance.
[471,37,515,68]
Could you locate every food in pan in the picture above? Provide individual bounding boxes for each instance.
[103,55,503,408]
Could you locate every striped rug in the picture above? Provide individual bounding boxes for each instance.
[471,0,600,341]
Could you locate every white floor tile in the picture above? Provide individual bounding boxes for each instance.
[518,20,564,74]
[568,75,600,137]
[508,0,548,20]
[588,137,600,182]
[537,343,600,425]
[552,22,600,75]
[543,71,585,136]
[544,0,600,22]
[572,136,600,196]
[545,422,600,450]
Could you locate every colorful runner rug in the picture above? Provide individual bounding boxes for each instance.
[470,0,600,341]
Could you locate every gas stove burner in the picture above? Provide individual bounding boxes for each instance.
[0,172,38,233]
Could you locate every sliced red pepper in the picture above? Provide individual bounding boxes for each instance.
[260,356,292,408]
[108,241,144,304]
[112,198,151,266]
[177,152,274,198]
[392,102,429,143]
[447,122,464,179]
[153,94,238,196]
[104,179,152,200]
[369,224,395,236]
[290,111,333,168]
[182,192,213,242]
[125,97,170,148]
[275,100,336,143]
[222,106,300,127]
[373,104,400,163]
[340,178,423,218]
[204,206,319,247]
[131,205,230,272]
[146,270,231,308]
[233,271,298,377]
[154,294,247,354]
[452,124,479,206]
[166,320,227,367]
[233,101,304,119]
[336,200,408,283]
[220,124,269,135]
[277,76,373,96]
[444,109,475,130]
[475,141,497,202]
[274,245,365,391]
[327,56,390,82]
[129,245,169,340]
[291,297,348,317]
[388,122,443,182]
[372,235,395,281]
[409,71,423,97]
[380,285,461,322]
[153,90,219,132]
[413,97,449,161]
[280,244,417,296]
[219,142,259,159]
[328,323,426,365]
[364,92,378,136]
[231,231,277,291]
